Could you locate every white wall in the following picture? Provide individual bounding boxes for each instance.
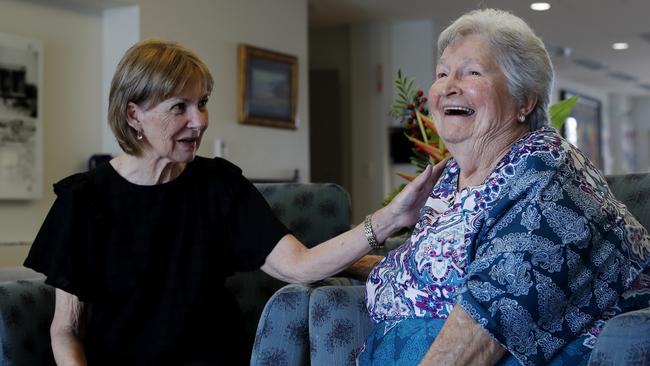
[349,22,392,222]
[0,0,309,266]
[309,26,352,192]
[388,20,435,194]
[348,20,436,222]
[102,5,140,155]
[0,0,104,265]
[131,0,310,182]
[389,20,436,126]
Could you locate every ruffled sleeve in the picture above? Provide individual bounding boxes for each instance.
[211,158,290,272]
[23,173,97,301]
[457,136,650,365]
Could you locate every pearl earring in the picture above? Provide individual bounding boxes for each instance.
[518,114,526,123]
[136,130,143,140]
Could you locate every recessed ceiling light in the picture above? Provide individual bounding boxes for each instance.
[531,2,551,11]
[612,42,629,50]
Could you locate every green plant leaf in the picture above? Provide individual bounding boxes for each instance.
[406,79,414,93]
[549,95,579,129]
[383,183,406,206]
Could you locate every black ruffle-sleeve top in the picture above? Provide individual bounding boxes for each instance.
[25,156,288,365]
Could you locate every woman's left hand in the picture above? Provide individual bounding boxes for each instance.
[386,158,449,228]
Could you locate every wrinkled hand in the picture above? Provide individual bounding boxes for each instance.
[387,158,449,228]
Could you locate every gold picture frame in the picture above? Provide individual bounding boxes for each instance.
[238,44,298,129]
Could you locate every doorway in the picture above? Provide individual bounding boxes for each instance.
[309,69,344,186]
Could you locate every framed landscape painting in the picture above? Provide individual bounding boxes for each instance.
[238,44,297,129]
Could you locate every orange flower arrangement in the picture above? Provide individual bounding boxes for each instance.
[389,70,451,181]
[383,70,451,205]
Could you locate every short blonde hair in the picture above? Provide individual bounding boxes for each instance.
[108,39,214,155]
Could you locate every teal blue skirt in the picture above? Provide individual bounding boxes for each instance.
[357,318,591,366]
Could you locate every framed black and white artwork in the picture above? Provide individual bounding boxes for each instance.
[0,32,43,199]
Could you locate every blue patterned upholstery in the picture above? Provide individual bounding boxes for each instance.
[254,174,650,366]
[250,284,311,366]
[603,173,650,230]
[251,278,359,366]
[254,183,352,247]
[0,279,55,366]
[228,183,353,358]
[308,285,373,366]
[588,308,650,365]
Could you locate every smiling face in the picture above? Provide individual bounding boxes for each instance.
[129,76,210,164]
[429,34,523,152]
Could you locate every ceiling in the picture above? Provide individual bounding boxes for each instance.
[308,0,650,96]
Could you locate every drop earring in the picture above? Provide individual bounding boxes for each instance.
[136,130,143,140]
[518,114,526,123]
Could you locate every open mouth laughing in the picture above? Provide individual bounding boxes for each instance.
[443,106,475,117]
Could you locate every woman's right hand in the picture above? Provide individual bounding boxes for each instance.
[385,158,449,229]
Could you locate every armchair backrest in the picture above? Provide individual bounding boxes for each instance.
[605,173,650,230]
[226,182,352,357]
[254,183,352,247]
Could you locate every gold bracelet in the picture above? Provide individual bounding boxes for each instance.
[363,214,383,250]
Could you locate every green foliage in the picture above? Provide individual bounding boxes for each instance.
[389,69,419,121]
[389,69,436,177]
[383,183,406,207]
[549,95,579,129]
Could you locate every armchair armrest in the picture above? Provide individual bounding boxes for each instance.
[0,279,56,365]
[309,285,373,366]
[251,278,364,366]
[251,284,312,366]
[588,307,650,365]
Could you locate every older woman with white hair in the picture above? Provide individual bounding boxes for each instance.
[358,8,650,366]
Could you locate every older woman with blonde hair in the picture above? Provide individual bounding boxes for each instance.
[358,8,650,366]
[24,39,443,365]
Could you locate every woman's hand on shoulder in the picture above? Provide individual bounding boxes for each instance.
[386,158,449,228]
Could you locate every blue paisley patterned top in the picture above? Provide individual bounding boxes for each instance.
[366,127,650,365]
